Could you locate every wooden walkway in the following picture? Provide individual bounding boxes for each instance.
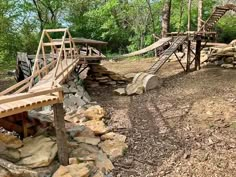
[0,29,104,119]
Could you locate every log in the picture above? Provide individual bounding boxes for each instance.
[53,103,69,166]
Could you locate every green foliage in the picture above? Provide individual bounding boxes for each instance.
[0,0,235,66]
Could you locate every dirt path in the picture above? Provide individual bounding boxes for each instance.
[88,59,236,177]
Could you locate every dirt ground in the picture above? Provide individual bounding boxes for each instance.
[0,72,15,92]
[88,58,236,177]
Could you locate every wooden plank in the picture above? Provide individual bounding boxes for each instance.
[43,42,63,46]
[0,87,62,104]
[0,97,59,118]
[45,29,67,33]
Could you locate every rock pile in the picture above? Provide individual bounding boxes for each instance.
[85,65,128,88]
[62,71,92,112]
[0,105,128,177]
[205,40,236,69]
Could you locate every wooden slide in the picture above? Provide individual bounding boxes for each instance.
[115,37,172,59]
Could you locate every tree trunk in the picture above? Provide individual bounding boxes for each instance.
[161,0,172,37]
[198,0,203,31]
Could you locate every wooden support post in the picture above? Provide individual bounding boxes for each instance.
[186,40,191,72]
[53,103,69,166]
[195,35,202,70]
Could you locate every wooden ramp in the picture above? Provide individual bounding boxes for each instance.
[148,36,187,74]
[199,4,236,32]
[115,37,172,59]
[0,29,104,119]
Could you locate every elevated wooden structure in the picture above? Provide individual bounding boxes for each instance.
[0,28,106,165]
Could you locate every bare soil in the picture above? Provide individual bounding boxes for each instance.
[88,58,236,177]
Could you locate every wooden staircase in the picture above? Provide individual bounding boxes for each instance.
[148,36,187,74]
[199,4,236,32]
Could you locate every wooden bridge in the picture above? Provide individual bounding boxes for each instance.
[0,28,106,165]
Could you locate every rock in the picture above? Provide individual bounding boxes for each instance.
[74,137,101,146]
[70,143,99,161]
[34,161,59,177]
[52,163,92,177]
[0,158,38,177]
[68,81,76,88]
[17,135,57,168]
[109,74,126,81]
[82,91,91,103]
[95,150,114,172]
[84,121,108,135]
[224,57,234,64]
[67,125,95,138]
[126,83,144,95]
[62,85,70,93]
[84,106,106,121]
[69,158,78,165]
[70,143,114,172]
[98,140,128,160]
[221,63,234,69]
[101,132,126,143]
[0,142,20,162]
[0,133,23,149]
[7,70,15,76]
[93,170,105,177]
[0,166,11,177]
[113,88,126,96]
[69,87,78,93]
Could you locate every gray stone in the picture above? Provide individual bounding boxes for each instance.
[67,125,95,138]
[113,88,126,96]
[70,143,114,172]
[82,91,91,103]
[68,81,76,88]
[69,87,78,93]
[62,85,70,93]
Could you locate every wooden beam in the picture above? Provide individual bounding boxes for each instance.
[53,103,68,166]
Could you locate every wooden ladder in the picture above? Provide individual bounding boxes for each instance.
[148,36,187,74]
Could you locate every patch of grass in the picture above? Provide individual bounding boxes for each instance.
[0,60,16,74]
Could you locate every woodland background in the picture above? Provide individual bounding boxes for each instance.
[0,0,235,64]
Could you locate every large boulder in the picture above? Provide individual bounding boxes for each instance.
[17,135,57,168]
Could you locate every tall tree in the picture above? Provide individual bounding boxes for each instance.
[198,0,203,31]
[161,0,172,37]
